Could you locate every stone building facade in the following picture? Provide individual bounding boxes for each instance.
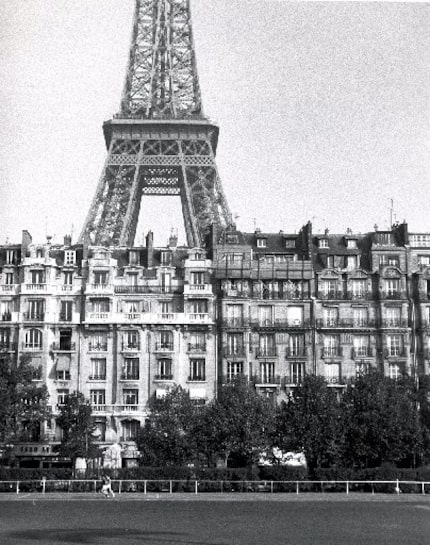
[1,221,430,466]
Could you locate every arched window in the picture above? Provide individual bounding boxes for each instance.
[25,328,42,349]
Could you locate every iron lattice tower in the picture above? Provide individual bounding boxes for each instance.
[80,0,231,247]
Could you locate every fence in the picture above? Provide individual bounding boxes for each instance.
[0,479,429,495]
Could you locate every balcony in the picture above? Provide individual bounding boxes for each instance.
[184,284,212,295]
[91,404,146,414]
[51,342,76,352]
[21,343,43,351]
[88,375,106,381]
[286,347,308,358]
[321,347,343,359]
[188,343,207,353]
[123,313,142,321]
[154,374,174,381]
[59,313,73,323]
[86,284,113,294]
[251,319,275,329]
[187,313,210,323]
[122,342,141,351]
[114,285,181,294]
[380,291,407,300]
[352,347,374,359]
[154,342,174,352]
[223,347,246,357]
[23,312,45,322]
[187,375,206,382]
[24,283,48,292]
[88,312,111,322]
[0,284,18,294]
[222,317,248,328]
[381,319,409,328]
[318,291,346,300]
[252,374,282,386]
[88,343,108,352]
[1,312,12,322]
[347,291,372,300]
[120,373,140,381]
[383,348,408,359]
[255,347,278,358]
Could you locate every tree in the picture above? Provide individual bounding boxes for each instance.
[137,386,200,466]
[57,392,100,465]
[338,372,425,468]
[273,376,340,471]
[0,354,49,445]
[200,378,274,467]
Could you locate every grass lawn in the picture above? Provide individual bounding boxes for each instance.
[0,494,429,545]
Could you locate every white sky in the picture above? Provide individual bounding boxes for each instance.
[0,0,429,246]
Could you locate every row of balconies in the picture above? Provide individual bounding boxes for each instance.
[222,318,408,329]
[222,346,408,360]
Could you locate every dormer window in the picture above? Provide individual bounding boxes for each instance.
[257,238,267,248]
[284,239,295,248]
[64,250,76,265]
[319,239,329,248]
[226,235,239,244]
[160,251,171,265]
[129,250,139,266]
[36,249,44,259]
[346,239,357,249]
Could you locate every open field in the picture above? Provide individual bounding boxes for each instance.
[0,494,429,545]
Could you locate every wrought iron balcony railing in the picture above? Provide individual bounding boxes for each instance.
[155,342,174,351]
[351,347,374,359]
[285,347,308,358]
[255,347,278,358]
[188,343,207,353]
[223,347,246,357]
[321,347,343,358]
[23,312,45,321]
[154,374,174,381]
[51,342,76,351]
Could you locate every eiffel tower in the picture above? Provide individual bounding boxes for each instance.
[79,0,231,248]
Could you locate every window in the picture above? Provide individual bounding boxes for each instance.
[57,389,69,405]
[1,301,12,321]
[6,250,16,265]
[410,234,430,247]
[160,301,171,317]
[123,358,139,380]
[90,389,105,406]
[123,389,138,405]
[59,330,73,350]
[290,362,305,384]
[384,279,400,297]
[418,255,430,266]
[4,272,14,285]
[0,329,10,349]
[324,307,338,327]
[353,336,369,357]
[89,333,108,351]
[25,328,42,349]
[227,361,244,381]
[258,334,276,356]
[284,239,295,248]
[326,256,334,268]
[191,271,205,286]
[28,299,44,320]
[189,359,206,381]
[189,331,206,351]
[356,362,369,377]
[347,255,358,270]
[226,304,243,326]
[160,251,171,265]
[190,300,208,315]
[157,359,172,380]
[127,273,138,286]
[319,239,329,248]
[121,420,140,441]
[257,238,267,248]
[94,271,108,285]
[260,362,275,383]
[129,250,139,266]
[60,300,73,321]
[226,333,244,356]
[346,240,357,249]
[64,272,73,285]
[323,335,340,357]
[351,280,366,299]
[353,307,368,326]
[287,306,303,326]
[31,270,44,284]
[386,335,402,357]
[123,330,139,350]
[385,307,401,326]
[158,330,173,350]
[425,307,430,326]
[259,305,273,326]
[56,369,70,381]
[64,251,76,265]
[324,363,340,383]
[321,280,337,298]
[226,234,239,244]
[288,334,305,357]
[92,299,110,314]
[389,363,401,380]
[90,358,106,380]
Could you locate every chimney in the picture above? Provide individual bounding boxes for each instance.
[168,233,178,249]
[146,231,154,267]
[21,230,32,257]
[64,234,72,247]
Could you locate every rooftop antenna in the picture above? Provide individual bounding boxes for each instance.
[390,198,394,228]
